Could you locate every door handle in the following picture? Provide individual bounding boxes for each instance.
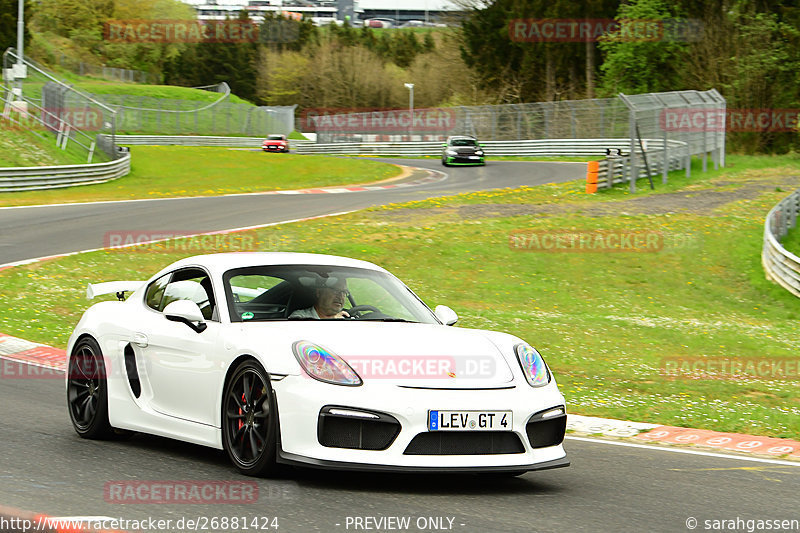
[133,332,148,348]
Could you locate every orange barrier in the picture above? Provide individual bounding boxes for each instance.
[585,160,599,193]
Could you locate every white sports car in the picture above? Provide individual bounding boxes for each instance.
[67,253,568,476]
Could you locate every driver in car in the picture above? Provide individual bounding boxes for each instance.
[289,278,351,319]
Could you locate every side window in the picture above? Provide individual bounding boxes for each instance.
[145,274,170,311]
[160,268,217,321]
[229,274,286,303]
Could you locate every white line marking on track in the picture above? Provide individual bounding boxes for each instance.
[566,436,800,466]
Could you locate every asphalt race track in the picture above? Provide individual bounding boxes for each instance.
[0,159,582,266]
[1,159,798,532]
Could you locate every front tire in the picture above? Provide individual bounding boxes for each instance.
[222,359,277,476]
[67,337,114,439]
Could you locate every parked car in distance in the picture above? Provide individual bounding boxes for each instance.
[441,135,485,166]
[262,134,289,153]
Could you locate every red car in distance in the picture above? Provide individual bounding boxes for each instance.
[262,134,290,153]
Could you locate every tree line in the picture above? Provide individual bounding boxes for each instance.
[3,0,799,151]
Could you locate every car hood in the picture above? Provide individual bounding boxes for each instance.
[239,321,516,389]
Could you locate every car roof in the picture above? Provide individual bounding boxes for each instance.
[447,135,477,141]
[155,252,389,279]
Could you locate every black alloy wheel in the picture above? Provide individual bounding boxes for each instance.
[67,337,113,438]
[222,359,277,476]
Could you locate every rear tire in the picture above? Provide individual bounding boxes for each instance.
[67,337,114,439]
[222,359,278,476]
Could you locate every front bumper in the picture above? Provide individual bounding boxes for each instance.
[272,376,567,471]
[444,155,485,165]
[263,145,289,152]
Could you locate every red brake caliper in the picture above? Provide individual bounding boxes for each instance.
[238,392,246,441]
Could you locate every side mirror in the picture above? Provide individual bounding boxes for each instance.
[164,300,207,333]
[434,305,458,326]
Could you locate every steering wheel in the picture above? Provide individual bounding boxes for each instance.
[347,305,381,318]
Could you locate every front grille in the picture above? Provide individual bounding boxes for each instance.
[318,409,400,451]
[403,431,524,455]
[525,412,567,449]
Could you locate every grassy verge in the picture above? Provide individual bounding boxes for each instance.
[0,146,402,207]
[1,155,799,439]
[0,124,96,167]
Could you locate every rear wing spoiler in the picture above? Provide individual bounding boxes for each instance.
[87,281,145,300]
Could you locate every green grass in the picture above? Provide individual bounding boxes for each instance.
[0,146,402,206]
[71,82,253,105]
[2,155,800,439]
[0,124,100,167]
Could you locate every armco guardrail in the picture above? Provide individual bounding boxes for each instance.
[295,138,639,157]
[762,189,800,298]
[586,139,689,193]
[112,135,313,148]
[0,152,131,192]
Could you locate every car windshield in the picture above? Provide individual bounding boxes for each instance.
[223,264,438,323]
[450,138,477,146]
[267,135,285,140]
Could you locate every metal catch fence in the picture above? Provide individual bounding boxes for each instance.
[312,90,726,192]
[3,48,122,162]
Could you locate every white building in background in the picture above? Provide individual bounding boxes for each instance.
[177,0,463,26]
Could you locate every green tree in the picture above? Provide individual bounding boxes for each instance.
[423,31,435,52]
[460,0,618,102]
[597,0,688,95]
[0,0,34,53]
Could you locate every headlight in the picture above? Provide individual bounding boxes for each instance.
[446,149,458,155]
[293,341,362,386]
[514,343,551,387]
[475,150,484,155]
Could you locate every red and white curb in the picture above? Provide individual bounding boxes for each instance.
[567,414,659,438]
[270,171,444,194]
[634,425,800,459]
[568,413,800,460]
[0,332,66,372]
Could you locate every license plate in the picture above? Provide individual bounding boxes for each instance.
[469,155,480,159]
[428,410,512,431]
